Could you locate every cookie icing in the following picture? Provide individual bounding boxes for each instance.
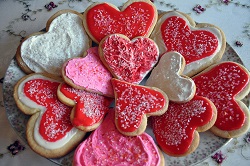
[151,11,223,76]
[21,12,90,76]
[73,110,161,166]
[152,96,214,155]
[17,75,78,149]
[193,62,250,130]
[101,34,159,84]
[112,78,167,133]
[64,47,114,97]
[85,1,157,42]
[59,83,113,127]
[146,51,195,103]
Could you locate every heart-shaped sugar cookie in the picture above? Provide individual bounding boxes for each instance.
[151,11,226,76]
[152,95,217,156]
[193,62,250,138]
[62,47,114,97]
[83,0,157,43]
[57,83,113,132]
[146,51,196,103]
[99,34,159,84]
[16,10,91,77]
[112,78,168,136]
[13,73,85,158]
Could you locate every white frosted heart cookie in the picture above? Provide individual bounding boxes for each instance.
[146,51,196,103]
[16,9,91,77]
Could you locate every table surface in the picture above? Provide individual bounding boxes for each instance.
[0,0,250,166]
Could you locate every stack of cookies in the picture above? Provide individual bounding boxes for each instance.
[13,0,250,165]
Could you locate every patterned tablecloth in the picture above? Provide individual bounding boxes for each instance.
[0,0,249,166]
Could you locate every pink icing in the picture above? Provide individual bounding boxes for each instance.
[65,47,114,97]
[101,34,159,84]
[73,110,161,166]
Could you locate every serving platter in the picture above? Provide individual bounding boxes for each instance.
[3,43,249,166]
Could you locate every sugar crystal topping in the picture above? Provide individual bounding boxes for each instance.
[193,62,250,130]
[24,79,73,141]
[60,83,112,126]
[113,79,166,132]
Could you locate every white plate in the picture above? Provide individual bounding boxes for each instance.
[3,43,249,166]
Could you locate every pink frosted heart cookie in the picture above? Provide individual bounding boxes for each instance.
[151,11,226,76]
[62,47,114,97]
[192,61,250,138]
[16,9,91,77]
[112,78,168,136]
[83,0,158,43]
[73,110,165,166]
[57,82,113,132]
[99,34,159,84]
[13,73,85,158]
[146,51,196,103]
[152,95,217,157]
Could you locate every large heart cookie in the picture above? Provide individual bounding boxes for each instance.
[57,82,113,132]
[146,51,196,103]
[152,95,217,156]
[99,34,159,84]
[151,11,226,76]
[13,73,85,158]
[73,110,164,166]
[62,47,114,97]
[16,10,91,77]
[112,78,168,136]
[193,61,250,138]
[83,0,157,43]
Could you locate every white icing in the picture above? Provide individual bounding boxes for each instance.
[151,11,223,76]
[17,75,78,149]
[20,12,90,76]
[146,52,195,102]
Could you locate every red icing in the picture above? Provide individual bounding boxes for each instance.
[59,83,113,127]
[161,16,218,64]
[193,62,250,130]
[86,2,156,42]
[101,34,159,84]
[23,79,73,142]
[152,96,214,155]
[112,79,167,132]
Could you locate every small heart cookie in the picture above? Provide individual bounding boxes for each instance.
[16,9,91,77]
[152,95,217,156]
[62,47,114,97]
[151,11,226,76]
[57,82,113,132]
[146,51,196,103]
[192,61,250,138]
[112,78,168,136]
[73,110,165,166]
[13,73,85,158]
[83,0,157,43]
[99,34,159,84]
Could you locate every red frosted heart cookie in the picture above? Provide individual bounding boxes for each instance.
[151,11,226,76]
[152,95,217,156]
[13,73,85,158]
[62,47,114,97]
[192,61,250,138]
[83,0,157,43]
[112,78,168,136]
[57,82,113,132]
[73,110,165,166]
[99,34,159,84]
